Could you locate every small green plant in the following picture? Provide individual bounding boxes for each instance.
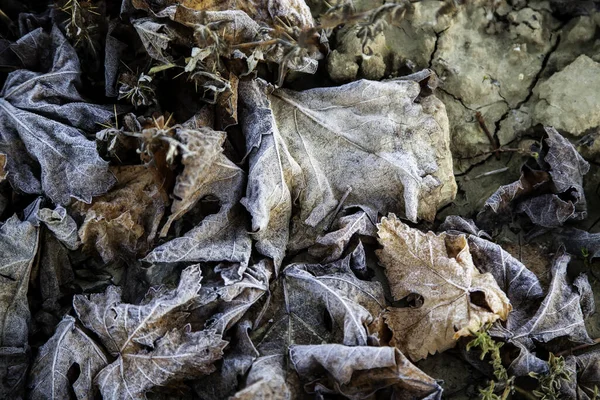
[467,327,515,400]
[529,353,572,400]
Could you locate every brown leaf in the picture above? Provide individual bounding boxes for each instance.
[377,214,511,361]
[289,344,442,399]
[73,165,168,263]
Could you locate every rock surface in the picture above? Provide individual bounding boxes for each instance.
[532,55,600,135]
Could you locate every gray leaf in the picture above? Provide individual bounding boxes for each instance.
[240,77,456,266]
[37,205,79,250]
[0,212,39,347]
[511,250,593,348]
[467,235,544,331]
[0,26,115,205]
[0,346,29,399]
[28,316,108,400]
[96,326,226,400]
[555,228,600,260]
[73,264,204,355]
[283,260,385,346]
[289,344,442,400]
[544,126,589,215]
[309,210,376,262]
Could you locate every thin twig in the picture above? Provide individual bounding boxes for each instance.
[556,337,600,357]
[457,147,530,160]
[476,111,500,159]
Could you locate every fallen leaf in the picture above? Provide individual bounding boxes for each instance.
[230,355,292,400]
[289,344,442,399]
[0,209,40,397]
[284,258,385,346]
[73,165,168,263]
[478,128,589,229]
[73,264,205,355]
[571,350,600,400]
[555,228,600,260]
[0,212,39,347]
[160,127,238,236]
[0,26,115,205]
[377,214,511,361]
[193,320,258,400]
[239,77,457,266]
[28,316,108,400]
[37,205,79,250]
[467,235,544,330]
[96,326,225,400]
[72,264,228,398]
[308,210,377,262]
[507,250,593,348]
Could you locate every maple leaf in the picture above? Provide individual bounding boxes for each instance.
[289,344,442,399]
[239,77,456,267]
[72,165,168,263]
[377,214,511,361]
[0,26,115,205]
[70,264,227,399]
[28,316,108,400]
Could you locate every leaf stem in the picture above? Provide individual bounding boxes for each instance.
[514,385,538,400]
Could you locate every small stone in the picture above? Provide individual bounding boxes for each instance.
[533,55,600,136]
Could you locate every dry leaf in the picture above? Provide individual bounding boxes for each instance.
[72,264,227,399]
[28,316,108,400]
[0,26,115,205]
[506,250,593,348]
[73,165,168,263]
[239,77,456,266]
[289,344,442,399]
[161,127,237,236]
[377,214,511,361]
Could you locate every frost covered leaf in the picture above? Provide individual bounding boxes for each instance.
[73,264,204,355]
[238,79,303,267]
[309,210,377,262]
[230,355,292,400]
[543,126,589,215]
[508,250,593,348]
[28,316,108,400]
[0,213,39,347]
[572,350,600,400]
[96,326,226,400]
[0,210,39,397]
[161,127,238,236]
[467,235,544,331]
[72,165,168,263]
[144,129,250,268]
[284,258,385,346]
[289,344,442,399]
[555,228,600,260]
[478,128,589,229]
[37,205,79,250]
[0,26,115,205]
[193,320,258,400]
[72,264,227,398]
[132,19,179,65]
[0,347,29,399]
[200,261,272,335]
[240,77,456,266]
[477,166,550,228]
[377,214,511,361]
